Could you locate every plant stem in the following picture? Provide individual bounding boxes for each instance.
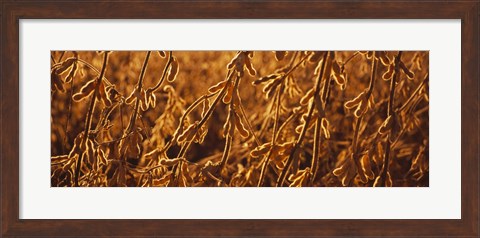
[397,73,429,112]
[257,86,283,186]
[342,51,360,66]
[74,52,109,186]
[310,116,322,184]
[276,51,329,187]
[76,58,114,87]
[161,92,217,154]
[175,71,234,159]
[219,75,241,172]
[62,63,76,154]
[310,52,338,184]
[236,95,261,146]
[256,53,313,187]
[126,51,151,134]
[150,51,173,92]
[352,116,362,155]
[380,51,403,186]
[366,54,378,98]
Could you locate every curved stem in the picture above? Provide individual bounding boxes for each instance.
[380,51,403,186]
[176,71,233,159]
[160,92,217,154]
[397,73,429,112]
[342,51,360,66]
[236,95,261,146]
[219,74,241,172]
[126,51,151,134]
[256,53,313,186]
[62,62,76,154]
[257,87,282,186]
[76,58,114,87]
[366,55,378,98]
[149,51,173,92]
[310,116,322,184]
[74,52,109,186]
[276,51,329,187]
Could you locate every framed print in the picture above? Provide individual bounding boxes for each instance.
[1,1,478,237]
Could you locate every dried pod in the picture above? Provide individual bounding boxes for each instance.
[195,126,208,144]
[382,63,395,81]
[64,61,77,83]
[158,51,166,58]
[289,168,311,187]
[300,89,314,105]
[159,157,184,167]
[178,162,193,187]
[97,80,112,107]
[73,78,97,102]
[54,57,76,75]
[308,51,324,63]
[148,91,157,108]
[357,154,374,183]
[234,111,249,138]
[321,118,330,139]
[295,124,304,134]
[354,100,368,118]
[139,89,149,111]
[378,115,393,135]
[344,91,366,109]
[365,51,374,59]
[208,80,228,94]
[376,51,390,66]
[125,88,138,105]
[201,98,209,117]
[177,122,198,143]
[167,57,179,82]
[332,158,357,186]
[51,72,65,93]
[250,143,272,158]
[245,57,256,76]
[124,130,144,159]
[334,73,346,86]
[222,81,234,104]
[152,171,172,186]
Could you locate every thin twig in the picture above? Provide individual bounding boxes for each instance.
[74,52,110,186]
[277,51,329,187]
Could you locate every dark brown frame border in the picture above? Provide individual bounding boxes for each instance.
[1,1,478,237]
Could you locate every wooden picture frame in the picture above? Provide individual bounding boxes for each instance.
[1,1,478,237]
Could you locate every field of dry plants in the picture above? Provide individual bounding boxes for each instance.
[51,51,429,187]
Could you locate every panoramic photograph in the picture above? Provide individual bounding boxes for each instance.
[51,51,429,187]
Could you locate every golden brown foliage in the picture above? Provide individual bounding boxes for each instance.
[51,51,429,187]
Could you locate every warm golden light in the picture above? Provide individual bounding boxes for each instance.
[51,51,429,187]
